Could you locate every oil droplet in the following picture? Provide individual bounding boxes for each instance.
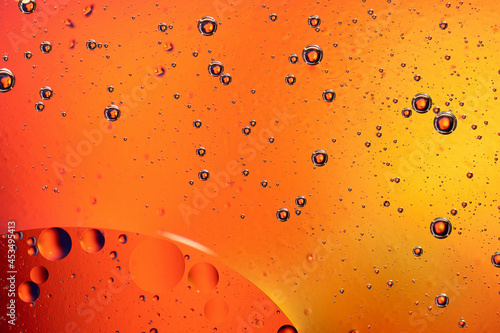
[204,297,229,323]
[311,149,328,166]
[384,201,390,207]
[18,281,40,302]
[30,266,49,284]
[109,251,117,259]
[39,86,53,100]
[322,89,336,102]
[27,237,36,245]
[302,44,323,65]
[458,319,466,328]
[435,294,449,307]
[193,119,202,128]
[491,251,500,267]
[430,217,452,239]
[196,147,206,157]
[276,208,290,222]
[28,246,38,256]
[40,41,52,53]
[402,107,412,118]
[0,68,15,92]
[285,74,296,85]
[80,229,105,253]
[24,51,32,59]
[295,196,306,207]
[242,126,251,135]
[277,325,298,333]
[129,239,185,293]
[413,246,423,257]
[118,234,127,244]
[104,105,121,121]
[208,61,223,77]
[158,22,168,32]
[188,262,219,292]
[412,93,432,113]
[434,111,457,134]
[220,73,232,85]
[19,0,36,14]
[439,21,448,29]
[289,54,299,64]
[199,170,210,181]
[38,227,72,261]
[35,102,45,111]
[198,16,217,36]
[269,13,278,21]
[86,39,97,50]
[308,15,321,27]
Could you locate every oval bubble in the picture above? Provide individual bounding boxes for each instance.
[38,227,72,261]
[80,229,105,253]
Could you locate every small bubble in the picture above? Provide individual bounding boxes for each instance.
[383,201,390,207]
[35,102,45,112]
[118,234,127,244]
[450,208,457,216]
[466,172,473,179]
[193,119,202,128]
[311,150,328,166]
[434,111,457,134]
[27,237,36,245]
[308,15,321,28]
[285,74,296,85]
[491,252,500,267]
[397,207,403,213]
[196,147,206,157]
[249,120,257,127]
[412,93,432,113]
[365,141,371,147]
[402,107,412,118]
[458,319,466,328]
[439,21,448,30]
[366,284,372,289]
[302,44,323,65]
[198,170,210,181]
[430,217,452,239]
[322,89,336,102]
[19,0,36,14]
[24,51,33,59]
[387,280,394,287]
[295,196,306,207]
[268,137,274,143]
[158,22,168,32]
[435,294,449,307]
[18,281,40,302]
[269,13,278,21]
[445,54,451,60]
[208,61,223,77]
[104,105,121,121]
[86,39,97,50]
[198,16,217,36]
[261,180,268,187]
[413,246,423,257]
[0,68,15,92]
[28,246,39,256]
[242,169,249,176]
[242,126,251,135]
[289,54,299,64]
[277,325,298,333]
[276,208,290,222]
[109,251,117,259]
[220,73,232,85]
[39,86,53,100]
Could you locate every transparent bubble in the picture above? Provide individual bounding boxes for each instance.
[491,252,500,267]
[445,54,451,60]
[38,227,72,261]
[28,246,38,256]
[387,280,394,287]
[35,102,45,112]
[2,55,7,62]
[196,147,206,157]
[40,41,52,54]
[86,39,97,50]
[30,266,49,284]
[412,246,423,256]
[276,208,290,222]
[261,180,268,187]
[434,111,457,134]
[158,22,168,32]
[104,105,121,121]
[199,170,210,181]
[322,89,336,102]
[311,149,328,166]
[302,44,323,65]
[220,73,232,85]
[27,236,36,245]
[277,325,298,333]
[107,86,114,93]
[24,51,33,59]
[109,251,117,259]
[242,126,251,135]
[118,234,127,244]
[295,196,306,207]
[412,93,432,113]
[19,0,36,14]
[242,169,249,176]
[14,231,23,240]
[308,15,321,28]
[188,262,219,292]
[439,21,448,29]
[0,68,15,92]
[458,319,466,328]
[80,229,105,253]
[39,86,53,100]
[435,294,449,307]
[18,281,40,303]
[268,137,275,143]
[208,61,223,77]
[249,120,257,127]
[365,141,371,148]
[198,16,217,36]
[430,217,452,239]
[269,13,278,21]
[285,74,296,85]
[289,54,299,64]
[383,201,390,207]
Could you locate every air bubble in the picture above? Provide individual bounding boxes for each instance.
[40,86,53,100]
[491,252,500,267]
[322,89,336,102]
[104,105,121,121]
[276,208,290,222]
[308,15,321,28]
[86,39,97,50]
[434,111,457,134]
[208,61,223,77]
[430,217,452,239]
[40,41,52,53]
[413,246,423,256]
[295,196,306,207]
[199,170,210,181]
[220,73,232,85]
[30,266,49,284]
[18,281,40,303]
[412,93,432,113]
[158,22,168,32]
[19,0,36,14]
[277,325,298,333]
[80,229,105,253]
[302,44,323,65]
[285,74,296,85]
[311,150,328,166]
[0,68,15,93]
[269,13,278,21]
[38,227,72,261]
[435,294,449,307]
[198,16,217,36]
[35,102,45,112]
[289,54,299,64]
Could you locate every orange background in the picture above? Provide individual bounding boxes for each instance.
[1,0,499,332]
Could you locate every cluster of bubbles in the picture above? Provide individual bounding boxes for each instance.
[403,93,457,134]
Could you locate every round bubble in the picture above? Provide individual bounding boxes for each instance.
[38,227,72,261]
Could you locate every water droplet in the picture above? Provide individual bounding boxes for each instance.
[289,54,299,64]
[430,217,452,239]
[277,325,298,333]
[18,281,40,303]
[188,262,219,292]
[439,21,448,29]
[38,227,72,261]
[24,51,33,59]
[276,208,290,222]
[86,39,97,50]
[0,68,15,92]
[302,44,323,65]
[434,111,457,134]
[220,73,232,85]
[412,93,432,113]
[104,105,121,121]
[311,149,328,166]
[269,13,278,21]
[322,89,336,102]
[199,170,210,181]
[308,15,321,28]
[19,0,36,14]
[413,246,423,256]
[158,22,168,32]
[30,266,49,284]
[208,61,223,77]
[198,16,217,36]
[80,229,105,253]
[295,196,306,207]
[285,74,296,85]
[491,252,500,267]
[435,294,449,307]
[35,102,45,111]
[39,86,53,100]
